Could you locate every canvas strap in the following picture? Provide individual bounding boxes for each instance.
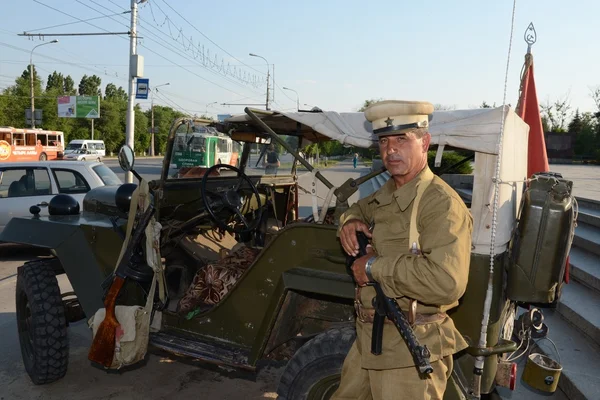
[407,176,433,324]
[409,177,433,254]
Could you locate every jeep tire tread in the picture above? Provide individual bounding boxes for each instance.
[16,259,69,384]
[277,326,355,400]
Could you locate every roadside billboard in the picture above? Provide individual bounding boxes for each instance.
[58,96,100,118]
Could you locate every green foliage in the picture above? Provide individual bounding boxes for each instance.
[358,98,383,112]
[427,151,473,175]
[143,105,187,154]
[78,74,102,97]
[0,64,188,155]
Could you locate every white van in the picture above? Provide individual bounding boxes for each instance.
[64,140,106,156]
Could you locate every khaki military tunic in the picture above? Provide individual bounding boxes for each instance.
[338,166,473,370]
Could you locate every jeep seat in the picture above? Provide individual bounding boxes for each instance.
[175,210,336,317]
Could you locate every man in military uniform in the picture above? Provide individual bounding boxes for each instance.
[332,100,473,399]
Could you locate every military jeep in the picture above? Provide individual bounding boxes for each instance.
[1,106,575,399]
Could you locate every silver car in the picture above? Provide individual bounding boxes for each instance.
[62,149,103,162]
[0,161,122,233]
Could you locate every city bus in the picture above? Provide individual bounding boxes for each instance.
[171,123,240,170]
[0,127,65,162]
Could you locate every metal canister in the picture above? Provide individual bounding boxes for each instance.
[507,173,575,304]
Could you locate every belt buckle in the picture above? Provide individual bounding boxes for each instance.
[354,300,368,323]
[354,286,368,323]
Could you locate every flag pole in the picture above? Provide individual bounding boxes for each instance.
[517,23,537,117]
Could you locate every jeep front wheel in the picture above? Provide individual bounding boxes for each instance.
[16,259,69,384]
[277,326,355,400]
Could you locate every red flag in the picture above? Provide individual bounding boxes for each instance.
[516,53,570,284]
[516,53,549,178]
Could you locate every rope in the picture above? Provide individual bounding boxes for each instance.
[472,0,518,396]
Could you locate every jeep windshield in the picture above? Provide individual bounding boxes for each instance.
[164,118,299,180]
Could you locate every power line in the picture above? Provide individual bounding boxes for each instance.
[0,42,129,86]
[155,0,265,76]
[83,0,264,97]
[142,0,264,84]
[32,0,129,37]
[23,11,131,33]
[153,91,190,115]
[0,60,280,68]
[32,0,257,100]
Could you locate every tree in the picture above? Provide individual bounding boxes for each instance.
[46,71,65,93]
[590,85,600,145]
[78,74,102,96]
[568,109,583,135]
[104,83,127,102]
[143,105,186,154]
[572,112,597,159]
[358,98,383,112]
[64,75,76,95]
[134,105,149,153]
[480,101,497,108]
[433,104,456,111]
[541,95,572,132]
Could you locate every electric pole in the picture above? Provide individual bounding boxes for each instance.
[29,40,58,128]
[283,86,299,111]
[249,53,270,110]
[125,0,146,182]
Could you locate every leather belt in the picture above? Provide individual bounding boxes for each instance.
[354,287,447,326]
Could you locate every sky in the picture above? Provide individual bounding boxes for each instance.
[1,0,599,121]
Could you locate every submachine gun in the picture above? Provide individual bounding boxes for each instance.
[347,231,433,375]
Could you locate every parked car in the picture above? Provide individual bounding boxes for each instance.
[0,161,122,234]
[62,148,103,162]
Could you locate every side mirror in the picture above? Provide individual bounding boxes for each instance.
[118,145,135,172]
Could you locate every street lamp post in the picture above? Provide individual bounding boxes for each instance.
[205,101,217,117]
[30,40,58,128]
[249,53,270,110]
[282,87,299,111]
[150,82,170,156]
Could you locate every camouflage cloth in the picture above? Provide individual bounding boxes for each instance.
[177,246,260,315]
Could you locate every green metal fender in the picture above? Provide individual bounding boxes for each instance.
[0,215,125,318]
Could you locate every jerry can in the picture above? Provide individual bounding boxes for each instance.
[507,172,575,304]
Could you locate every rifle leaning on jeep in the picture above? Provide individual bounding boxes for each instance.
[88,203,156,367]
[347,231,433,375]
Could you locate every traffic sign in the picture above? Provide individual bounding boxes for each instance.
[136,78,149,99]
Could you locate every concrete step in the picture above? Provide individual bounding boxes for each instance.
[573,222,600,257]
[569,246,600,294]
[533,309,600,400]
[576,203,600,229]
[576,197,600,212]
[557,280,600,349]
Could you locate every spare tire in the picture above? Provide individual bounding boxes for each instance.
[16,259,69,384]
[277,326,355,400]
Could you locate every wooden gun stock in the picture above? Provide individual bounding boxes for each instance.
[88,276,125,367]
[88,203,156,367]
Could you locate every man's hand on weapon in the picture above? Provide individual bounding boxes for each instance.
[340,219,372,257]
[351,248,374,287]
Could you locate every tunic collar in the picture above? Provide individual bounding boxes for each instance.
[373,165,434,212]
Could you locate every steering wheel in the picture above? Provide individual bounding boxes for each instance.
[200,164,263,235]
